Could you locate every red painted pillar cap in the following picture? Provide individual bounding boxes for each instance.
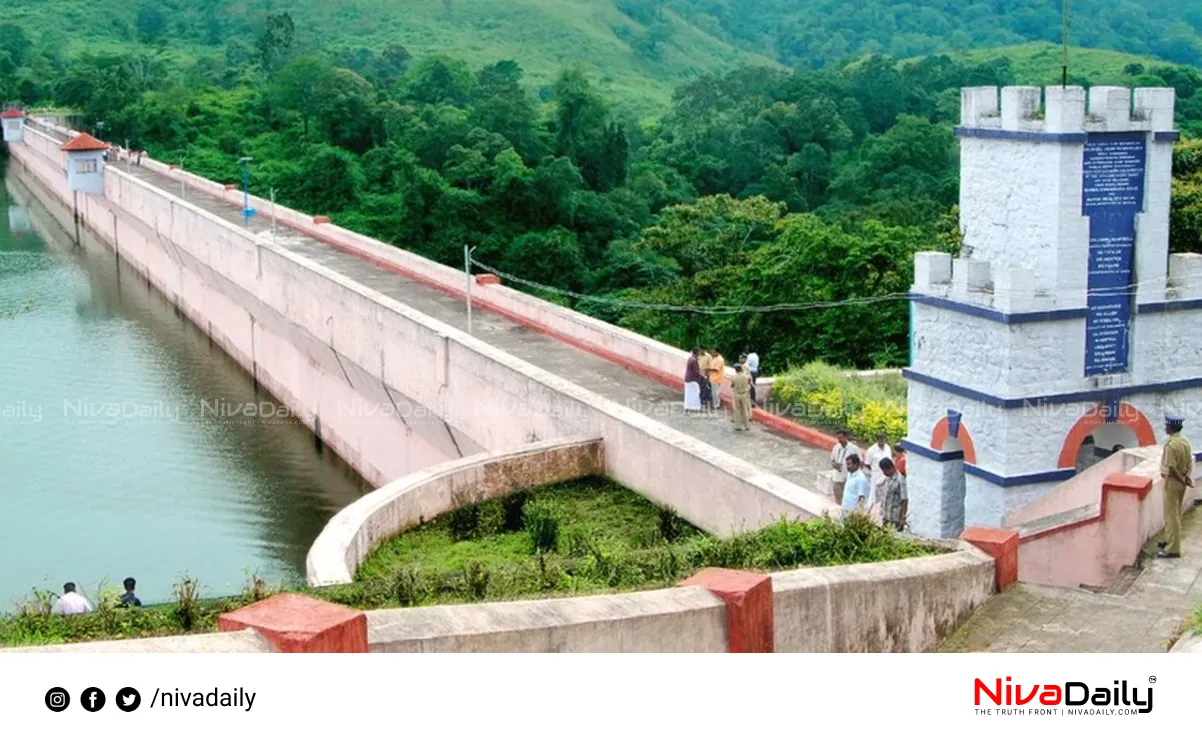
[313,215,332,225]
[217,593,368,653]
[961,526,1020,592]
[680,567,774,652]
[475,273,501,286]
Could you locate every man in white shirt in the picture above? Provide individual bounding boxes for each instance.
[841,454,871,512]
[863,432,893,502]
[744,351,760,405]
[829,429,859,504]
[53,582,93,616]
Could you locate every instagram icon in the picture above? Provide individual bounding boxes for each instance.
[44,687,70,712]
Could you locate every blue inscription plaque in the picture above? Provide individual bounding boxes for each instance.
[1082,133,1145,377]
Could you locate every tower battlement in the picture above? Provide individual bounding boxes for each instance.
[960,86,1176,135]
[914,252,1053,314]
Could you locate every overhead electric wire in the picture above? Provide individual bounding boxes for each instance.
[469,256,1202,316]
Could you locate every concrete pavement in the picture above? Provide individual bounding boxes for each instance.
[939,505,1202,652]
[106,159,834,494]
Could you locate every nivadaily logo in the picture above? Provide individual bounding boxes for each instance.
[974,676,1154,716]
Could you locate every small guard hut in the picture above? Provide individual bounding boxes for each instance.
[1,108,25,142]
[61,133,108,194]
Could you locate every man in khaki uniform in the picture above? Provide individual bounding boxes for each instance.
[1158,415,1193,559]
[730,364,752,431]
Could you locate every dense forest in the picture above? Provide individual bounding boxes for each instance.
[2,3,1202,373]
[2,0,1201,110]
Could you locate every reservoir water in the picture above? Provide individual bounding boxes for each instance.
[0,157,370,609]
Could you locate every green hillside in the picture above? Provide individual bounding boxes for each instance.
[4,1,1201,113]
[916,42,1175,85]
[0,0,781,113]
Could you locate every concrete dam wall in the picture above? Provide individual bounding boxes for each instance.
[6,122,832,536]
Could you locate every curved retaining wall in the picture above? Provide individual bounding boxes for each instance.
[307,437,606,586]
[8,123,837,538]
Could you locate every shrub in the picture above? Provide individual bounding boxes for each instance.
[173,577,201,630]
[462,561,491,601]
[501,492,529,532]
[657,505,688,543]
[476,500,505,537]
[770,361,906,442]
[448,502,481,542]
[390,566,429,607]
[523,500,562,554]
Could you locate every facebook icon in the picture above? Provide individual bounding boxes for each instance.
[80,687,106,712]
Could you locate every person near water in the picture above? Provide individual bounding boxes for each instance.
[708,348,725,410]
[730,364,752,431]
[841,453,870,512]
[697,348,713,409]
[684,349,704,412]
[53,582,93,616]
[119,577,142,608]
[1158,415,1193,558]
[829,430,859,505]
[878,458,908,531]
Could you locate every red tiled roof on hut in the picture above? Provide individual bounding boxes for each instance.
[61,133,109,152]
[1,108,24,119]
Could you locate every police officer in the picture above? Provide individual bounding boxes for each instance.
[1158,415,1193,559]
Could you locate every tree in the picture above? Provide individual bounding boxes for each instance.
[315,68,380,153]
[631,195,783,276]
[501,228,589,290]
[295,145,365,213]
[0,24,31,67]
[271,56,333,136]
[257,12,295,73]
[402,56,474,107]
[136,5,169,45]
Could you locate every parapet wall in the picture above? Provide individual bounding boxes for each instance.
[8,545,993,653]
[9,121,837,539]
[307,437,606,586]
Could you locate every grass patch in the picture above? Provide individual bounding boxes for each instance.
[351,476,936,608]
[0,477,940,647]
[768,361,907,442]
[1185,604,1202,638]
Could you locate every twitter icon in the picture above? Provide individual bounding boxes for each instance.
[116,687,141,712]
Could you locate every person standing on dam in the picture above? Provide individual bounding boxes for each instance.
[684,349,704,413]
[730,364,752,431]
[697,348,713,410]
[1158,415,1193,559]
[707,348,725,410]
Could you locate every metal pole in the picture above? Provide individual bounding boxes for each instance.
[465,244,474,334]
[1061,0,1070,87]
[271,188,277,245]
[179,158,185,199]
[242,165,250,227]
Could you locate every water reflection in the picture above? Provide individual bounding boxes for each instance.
[0,157,370,607]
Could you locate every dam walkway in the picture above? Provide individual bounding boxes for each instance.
[94,157,832,492]
[939,507,1202,652]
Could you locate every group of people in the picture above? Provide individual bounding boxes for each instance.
[830,431,909,530]
[684,347,760,431]
[51,577,142,616]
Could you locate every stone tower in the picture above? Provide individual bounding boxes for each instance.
[905,85,1192,538]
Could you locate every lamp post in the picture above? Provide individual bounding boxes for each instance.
[96,120,104,140]
[179,157,186,198]
[238,156,256,226]
[465,244,477,335]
